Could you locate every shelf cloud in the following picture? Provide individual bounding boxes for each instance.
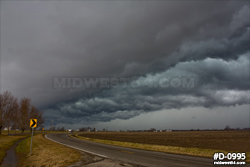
[1,1,249,128]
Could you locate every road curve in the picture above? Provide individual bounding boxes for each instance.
[45,133,214,167]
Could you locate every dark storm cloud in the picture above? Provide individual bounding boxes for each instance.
[1,1,249,125]
[48,52,249,123]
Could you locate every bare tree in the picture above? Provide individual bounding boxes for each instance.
[16,98,31,133]
[51,126,56,131]
[0,92,44,134]
[79,127,86,132]
[0,91,17,135]
[0,92,8,134]
[224,125,231,131]
[5,95,18,135]
[16,100,45,133]
[60,127,65,131]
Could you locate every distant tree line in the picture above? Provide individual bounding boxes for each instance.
[123,126,250,132]
[0,91,44,134]
[50,127,71,131]
[78,127,96,132]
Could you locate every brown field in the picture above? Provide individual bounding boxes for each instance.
[78,131,250,152]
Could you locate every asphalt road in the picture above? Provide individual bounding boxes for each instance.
[45,133,228,167]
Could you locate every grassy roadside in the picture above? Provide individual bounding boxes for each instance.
[1,130,69,135]
[16,134,83,167]
[70,134,250,163]
[1,130,30,135]
[0,134,27,165]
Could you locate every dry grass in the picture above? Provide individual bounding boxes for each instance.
[1,130,68,135]
[73,131,250,163]
[0,134,27,165]
[1,130,31,135]
[17,134,83,167]
[77,131,250,152]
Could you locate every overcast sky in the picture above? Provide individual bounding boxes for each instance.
[1,1,249,130]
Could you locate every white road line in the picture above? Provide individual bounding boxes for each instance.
[45,134,108,158]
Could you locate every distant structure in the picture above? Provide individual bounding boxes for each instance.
[4,127,12,131]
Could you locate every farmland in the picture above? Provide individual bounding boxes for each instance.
[78,131,250,152]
